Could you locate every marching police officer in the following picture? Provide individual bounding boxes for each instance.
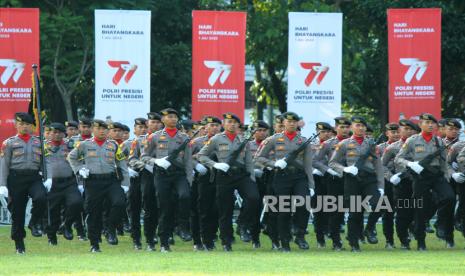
[329,116,384,252]
[382,119,417,249]
[313,117,351,250]
[65,121,79,139]
[255,112,314,252]
[69,118,93,145]
[141,108,193,252]
[0,112,47,254]
[198,113,260,251]
[395,113,455,250]
[67,119,129,252]
[43,123,83,245]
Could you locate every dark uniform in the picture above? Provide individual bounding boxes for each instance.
[43,123,83,245]
[140,108,193,252]
[395,113,455,250]
[198,113,260,251]
[0,113,47,253]
[67,120,129,252]
[447,125,465,234]
[329,116,384,252]
[255,112,314,252]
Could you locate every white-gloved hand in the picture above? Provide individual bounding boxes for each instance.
[343,166,358,176]
[43,178,52,192]
[274,159,287,169]
[155,157,171,170]
[452,162,459,171]
[378,188,384,197]
[327,168,341,178]
[407,161,424,175]
[195,163,208,175]
[312,169,324,176]
[390,173,402,185]
[213,162,230,172]
[452,172,465,183]
[78,185,84,195]
[79,168,90,179]
[0,186,8,197]
[254,169,263,178]
[145,164,154,173]
[309,188,315,197]
[121,185,129,193]
[128,168,139,178]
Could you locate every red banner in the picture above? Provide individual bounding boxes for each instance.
[0,8,39,142]
[388,8,441,122]
[192,10,246,121]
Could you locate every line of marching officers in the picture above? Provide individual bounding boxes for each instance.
[1,110,465,254]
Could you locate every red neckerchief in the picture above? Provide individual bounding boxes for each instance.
[255,139,263,146]
[401,137,407,142]
[51,140,64,146]
[225,131,237,142]
[165,128,177,138]
[115,139,123,145]
[387,140,394,145]
[285,131,297,141]
[94,137,106,147]
[82,134,92,140]
[352,135,364,145]
[336,135,345,142]
[18,133,31,143]
[319,138,327,145]
[421,132,433,143]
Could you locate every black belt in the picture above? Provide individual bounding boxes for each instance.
[53,176,75,183]
[9,169,40,176]
[88,173,116,180]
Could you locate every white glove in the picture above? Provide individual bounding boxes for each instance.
[452,172,465,183]
[78,185,84,195]
[43,179,52,192]
[0,186,8,197]
[378,188,384,197]
[390,173,401,185]
[121,185,129,193]
[128,168,139,178]
[79,168,90,179]
[343,166,358,176]
[452,162,459,171]
[195,163,208,175]
[144,164,154,173]
[309,188,315,197]
[407,161,424,175]
[155,157,171,170]
[312,169,324,176]
[274,159,287,169]
[327,168,341,177]
[254,169,263,178]
[214,162,230,172]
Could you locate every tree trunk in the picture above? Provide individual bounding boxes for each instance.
[62,94,74,121]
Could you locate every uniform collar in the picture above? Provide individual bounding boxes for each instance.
[17,133,31,143]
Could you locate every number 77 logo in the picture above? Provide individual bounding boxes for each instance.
[300,63,329,86]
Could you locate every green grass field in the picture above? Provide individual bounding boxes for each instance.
[1,225,465,275]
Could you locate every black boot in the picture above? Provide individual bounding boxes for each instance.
[294,235,309,250]
[279,241,291,252]
[29,224,43,237]
[48,234,58,246]
[62,223,74,241]
[417,239,427,251]
[363,228,378,244]
[106,229,118,245]
[90,243,101,253]
[15,239,25,254]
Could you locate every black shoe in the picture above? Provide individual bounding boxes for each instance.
[363,229,378,244]
[203,241,215,251]
[400,242,411,250]
[77,230,88,241]
[48,235,58,246]
[239,228,252,243]
[252,240,261,249]
[179,229,193,242]
[351,243,361,252]
[279,242,291,252]
[90,244,101,253]
[223,244,232,252]
[123,222,132,233]
[63,224,74,241]
[133,240,142,250]
[193,244,204,251]
[160,245,171,253]
[117,228,124,236]
[425,223,434,234]
[417,240,427,251]
[146,242,156,251]
[294,236,309,250]
[435,227,446,240]
[317,239,326,249]
[446,239,455,248]
[153,237,159,245]
[168,236,175,245]
[106,230,118,245]
[15,240,25,254]
[29,224,43,237]
[332,241,344,251]
[271,240,280,251]
[455,221,463,232]
[385,241,395,250]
